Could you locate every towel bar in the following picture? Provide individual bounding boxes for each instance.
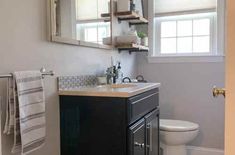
[0,67,55,79]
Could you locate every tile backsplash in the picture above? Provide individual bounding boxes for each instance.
[58,75,97,90]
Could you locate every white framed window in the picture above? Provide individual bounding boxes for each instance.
[148,0,225,63]
[155,13,216,56]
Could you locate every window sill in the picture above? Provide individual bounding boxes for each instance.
[147,55,225,63]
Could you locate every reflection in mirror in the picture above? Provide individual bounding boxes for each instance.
[75,0,110,44]
[52,0,112,48]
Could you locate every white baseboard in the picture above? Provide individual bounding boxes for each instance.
[187,146,224,155]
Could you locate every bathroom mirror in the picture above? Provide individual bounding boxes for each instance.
[49,0,112,49]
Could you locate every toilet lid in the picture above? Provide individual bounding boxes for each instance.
[160,119,199,132]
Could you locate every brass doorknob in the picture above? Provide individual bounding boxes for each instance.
[213,86,225,98]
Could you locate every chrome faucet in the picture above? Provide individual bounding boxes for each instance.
[106,66,117,84]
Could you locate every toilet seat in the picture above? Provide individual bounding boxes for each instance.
[160,119,199,132]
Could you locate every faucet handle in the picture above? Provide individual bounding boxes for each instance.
[106,67,113,73]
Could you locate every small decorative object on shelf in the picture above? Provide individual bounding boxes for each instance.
[137,32,148,46]
[117,0,143,17]
[134,0,144,17]
[130,0,136,12]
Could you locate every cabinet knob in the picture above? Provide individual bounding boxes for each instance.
[134,142,144,148]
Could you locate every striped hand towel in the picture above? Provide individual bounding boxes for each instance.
[4,77,15,135]
[4,71,46,155]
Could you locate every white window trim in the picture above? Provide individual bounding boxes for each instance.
[147,0,225,63]
[148,55,225,63]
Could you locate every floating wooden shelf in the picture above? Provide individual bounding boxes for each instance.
[115,11,148,25]
[116,43,149,54]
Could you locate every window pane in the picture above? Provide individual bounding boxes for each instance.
[177,37,192,53]
[76,24,82,40]
[98,0,110,18]
[85,27,98,43]
[193,36,210,53]
[76,0,98,20]
[161,38,177,54]
[161,21,176,37]
[177,20,192,37]
[193,19,210,36]
[98,27,107,42]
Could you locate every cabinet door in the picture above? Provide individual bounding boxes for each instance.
[145,109,159,155]
[129,119,146,155]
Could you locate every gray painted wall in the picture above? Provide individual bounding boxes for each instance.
[0,0,225,153]
[0,0,136,155]
[137,54,225,149]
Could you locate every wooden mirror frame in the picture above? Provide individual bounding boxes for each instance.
[47,0,113,50]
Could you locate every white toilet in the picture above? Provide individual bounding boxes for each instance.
[160,119,199,155]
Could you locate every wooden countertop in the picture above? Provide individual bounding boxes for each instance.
[58,83,160,98]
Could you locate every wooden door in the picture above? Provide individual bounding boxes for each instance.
[225,0,235,154]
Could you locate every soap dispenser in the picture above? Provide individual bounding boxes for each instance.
[116,62,123,84]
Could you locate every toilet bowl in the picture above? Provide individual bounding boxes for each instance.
[160,119,199,155]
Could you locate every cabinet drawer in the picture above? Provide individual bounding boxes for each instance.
[127,88,159,124]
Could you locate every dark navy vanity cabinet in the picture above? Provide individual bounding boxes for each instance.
[59,88,159,155]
